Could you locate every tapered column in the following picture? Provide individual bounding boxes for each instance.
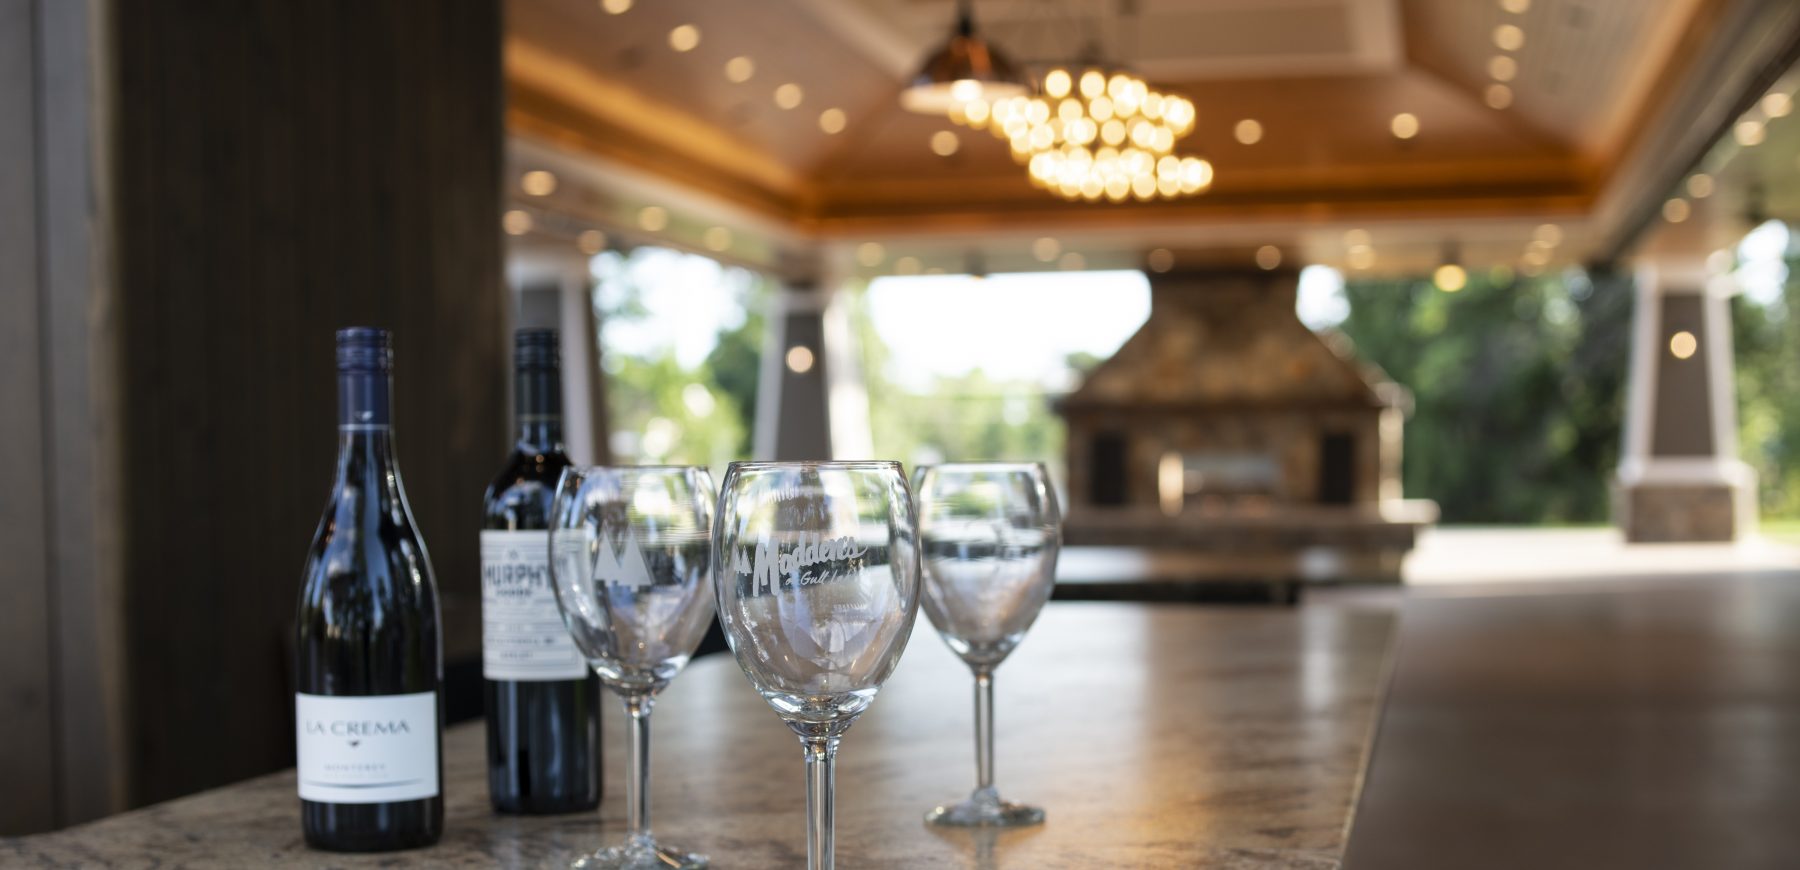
[752,267,873,461]
[1615,259,1755,541]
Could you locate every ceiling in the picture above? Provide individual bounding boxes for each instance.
[503,0,1793,278]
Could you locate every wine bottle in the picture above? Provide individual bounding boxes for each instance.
[482,328,602,813]
[295,327,445,851]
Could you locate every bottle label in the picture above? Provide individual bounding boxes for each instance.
[482,529,589,681]
[295,692,439,803]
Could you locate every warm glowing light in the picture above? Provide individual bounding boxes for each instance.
[668,24,700,52]
[855,242,885,267]
[1255,245,1282,270]
[703,226,732,252]
[1059,251,1086,271]
[774,83,804,109]
[818,108,846,134]
[1147,248,1175,273]
[1764,91,1794,118]
[1045,69,1072,99]
[785,345,815,374]
[1433,263,1468,292]
[1158,451,1184,517]
[1533,223,1563,246]
[1234,119,1263,145]
[1390,113,1420,140]
[1488,55,1518,81]
[725,56,755,83]
[520,170,557,196]
[1347,246,1375,270]
[577,229,607,254]
[1485,84,1514,109]
[1686,173,1715,199]
[637,205,668,232]
[601,0,632,13]
[930,130,961,156]
[1344,229,1371,247]
[1500,0,1530,12]
[502,210,531,236]
[949,79,983,103]
[1494,24,1525,51]
[1669,331,1698,359]
[1032,237,1061,262]
[894,256,921,275]
[1734,119,1765,146]
[1662,198,1690,223]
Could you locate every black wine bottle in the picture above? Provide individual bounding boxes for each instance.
[295,327,445,851]
[482,328,602,813]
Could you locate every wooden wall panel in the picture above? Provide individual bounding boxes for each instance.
[112,0,506,806]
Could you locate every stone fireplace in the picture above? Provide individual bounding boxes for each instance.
[1057,266,1435,584]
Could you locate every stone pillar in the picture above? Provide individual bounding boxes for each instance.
[751,256,872,461]
[1615,259,1756,541]
[507,243,609,465]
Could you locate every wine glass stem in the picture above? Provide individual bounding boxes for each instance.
[974,668,995,791]
[623,695,654,843]
[802,736,840,870]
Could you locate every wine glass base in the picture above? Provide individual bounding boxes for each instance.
[924,788,1045,828]
[571,838,707,869]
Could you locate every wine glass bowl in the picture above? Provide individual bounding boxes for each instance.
[549,465,717,870]
[713,460,922,869]
[915,462,1061,829]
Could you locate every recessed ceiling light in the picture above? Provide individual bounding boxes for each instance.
[703,227,733,252]
[1763,91,1794,118]
[1500,0,1530,13]
[930,130,960,156]
[1146,248,1175,273]
[577,229,607,254]
[502,210,532,236]
[601,0,632,13]
[1668,330,1698,359]
[1533,223,1563,245]
[1686,174,1715,199]
[1033,237,1061,263]
[725,56,755,83]
[1485,84,1514,109]
[774,83,804,110]
[520,170,557,196]
[1255,245,1282,270]
[1488,55,1518,82]
[1347,246,1376,270]
[1233,119,1263,145]
[818,108,846,134]
[1494,24,1525,51]
[855,242,885,267]
[1662,198,1690,223]
[785,345,815,374]
[638,206,668,232]
[1344,229,1371,247]
[668,25,700,52]
[1058,251,1086,271]
[894,256,922,275]
[1390,113,1420,139]
[1734,119,1765,146]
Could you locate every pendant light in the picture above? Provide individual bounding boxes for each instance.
[900,0,1028,115]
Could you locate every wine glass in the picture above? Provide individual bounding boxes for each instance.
[914,462,1061,827]
[549,466,718,870]
[712,461,922,870]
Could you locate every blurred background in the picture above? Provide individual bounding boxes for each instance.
[4,0,1800,840]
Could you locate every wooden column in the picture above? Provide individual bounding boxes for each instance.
[110,0,506,807]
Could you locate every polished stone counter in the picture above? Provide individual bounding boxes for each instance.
[5,603,1394,868]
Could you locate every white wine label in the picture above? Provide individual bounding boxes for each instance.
[482,529,589,681]
[296,692,439,803]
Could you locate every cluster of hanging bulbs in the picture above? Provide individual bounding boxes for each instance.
[950,67,1214,202]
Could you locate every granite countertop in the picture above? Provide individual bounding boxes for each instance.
[4,602,1394,869]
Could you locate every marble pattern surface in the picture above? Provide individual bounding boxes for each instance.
[4,603,1393,868]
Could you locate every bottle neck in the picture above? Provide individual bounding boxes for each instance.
[514,367,564,452]
[337,370,401,493]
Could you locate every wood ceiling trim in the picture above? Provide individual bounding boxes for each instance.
[505,37,810,216]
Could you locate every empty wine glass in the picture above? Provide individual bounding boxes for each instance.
[549,466,718,870]
[712,461,922,870]
[914,462,1061,828]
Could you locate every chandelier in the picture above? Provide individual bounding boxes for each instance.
[951,66,1213,202]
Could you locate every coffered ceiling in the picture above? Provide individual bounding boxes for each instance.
[504,0,1792,275]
